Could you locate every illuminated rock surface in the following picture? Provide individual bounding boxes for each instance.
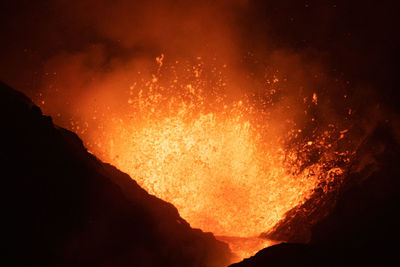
[231,123,400,266]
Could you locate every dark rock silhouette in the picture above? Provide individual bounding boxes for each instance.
[1,81,232,267]
[231,121,400,266]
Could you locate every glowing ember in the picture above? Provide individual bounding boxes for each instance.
[39,55,350,260]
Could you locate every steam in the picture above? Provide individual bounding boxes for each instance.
[3,0,352,137]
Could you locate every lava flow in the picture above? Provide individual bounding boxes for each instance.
[39,55,351,261]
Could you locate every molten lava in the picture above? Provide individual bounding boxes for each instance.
[40,55,351,260]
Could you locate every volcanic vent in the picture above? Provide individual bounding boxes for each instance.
[37,54,353,260]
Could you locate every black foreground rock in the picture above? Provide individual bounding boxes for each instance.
[231,119,400,266]
[1,81,232,267]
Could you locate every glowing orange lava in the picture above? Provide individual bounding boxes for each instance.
[42,55,350,260]
[107,106,322,237]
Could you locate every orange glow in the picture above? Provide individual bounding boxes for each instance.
[107,105,319,237]
[216,236,279,262]
[41,55,350,261]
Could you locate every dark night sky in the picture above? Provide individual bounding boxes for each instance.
[0,0,399,111]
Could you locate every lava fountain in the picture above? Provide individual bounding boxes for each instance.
[39,55,351,261]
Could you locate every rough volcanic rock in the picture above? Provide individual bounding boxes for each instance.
[230,121,400,266]
[1,81,232,267]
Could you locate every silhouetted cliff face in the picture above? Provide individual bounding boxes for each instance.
[231,121,400,266]
[0,81,232,267]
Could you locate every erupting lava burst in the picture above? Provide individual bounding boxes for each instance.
[41,55,351,260]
